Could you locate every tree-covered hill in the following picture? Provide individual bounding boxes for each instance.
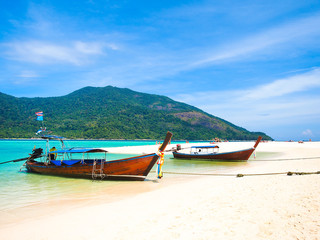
[0,86,272,140]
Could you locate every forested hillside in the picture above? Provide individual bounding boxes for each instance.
[0,86,272,140]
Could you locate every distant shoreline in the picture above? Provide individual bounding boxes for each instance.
[0,138,197,142]
[0,138,317,142]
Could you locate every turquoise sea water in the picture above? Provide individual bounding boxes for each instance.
[0,139,249,214]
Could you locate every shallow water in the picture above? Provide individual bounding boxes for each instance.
[0,139,253,215]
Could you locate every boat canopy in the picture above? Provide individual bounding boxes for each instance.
[191,145,219,149]
[50,148,108,154]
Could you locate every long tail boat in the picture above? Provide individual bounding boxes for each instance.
[172,136,262,161]
[22,132,172,181]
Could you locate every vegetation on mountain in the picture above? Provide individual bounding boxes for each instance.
[0,86,272,140]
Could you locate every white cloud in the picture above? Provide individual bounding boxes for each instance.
[17,70,39,78]
[13,71,40,85]
[74,41,105,54]
[191,13,320,67]
[302,129,313,136]
[173,68,320,129]
[241,68,320,100]
[5,40,107,65]
[176,68,320,103]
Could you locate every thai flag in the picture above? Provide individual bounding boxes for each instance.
[35,111,43,121]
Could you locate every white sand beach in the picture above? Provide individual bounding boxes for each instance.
[0,141,319,240]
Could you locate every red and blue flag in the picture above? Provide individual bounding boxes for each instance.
[35,111,43,121]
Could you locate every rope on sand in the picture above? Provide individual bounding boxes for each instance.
[249,156,320,161]
[151,170,320,177]
[151,156,320,177]
[235,171,320,177]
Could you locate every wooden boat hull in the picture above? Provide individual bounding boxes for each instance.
[26,153,159,181]
[173,136,262,161]
[24,131,173,181]
[172,148,255,161]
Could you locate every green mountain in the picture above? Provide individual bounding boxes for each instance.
[0,86,272,140]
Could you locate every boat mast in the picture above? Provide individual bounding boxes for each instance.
[45,138,50,163]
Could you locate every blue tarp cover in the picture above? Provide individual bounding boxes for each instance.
[50,160,62,166]
[63,160,80,165]
[50,160,81,166]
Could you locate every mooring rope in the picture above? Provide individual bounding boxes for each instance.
[151,170,320,177]
[152,156,320,177]
[249,156,320,161]
[149,155,320,178]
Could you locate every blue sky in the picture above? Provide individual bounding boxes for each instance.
[1,0,320,141]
